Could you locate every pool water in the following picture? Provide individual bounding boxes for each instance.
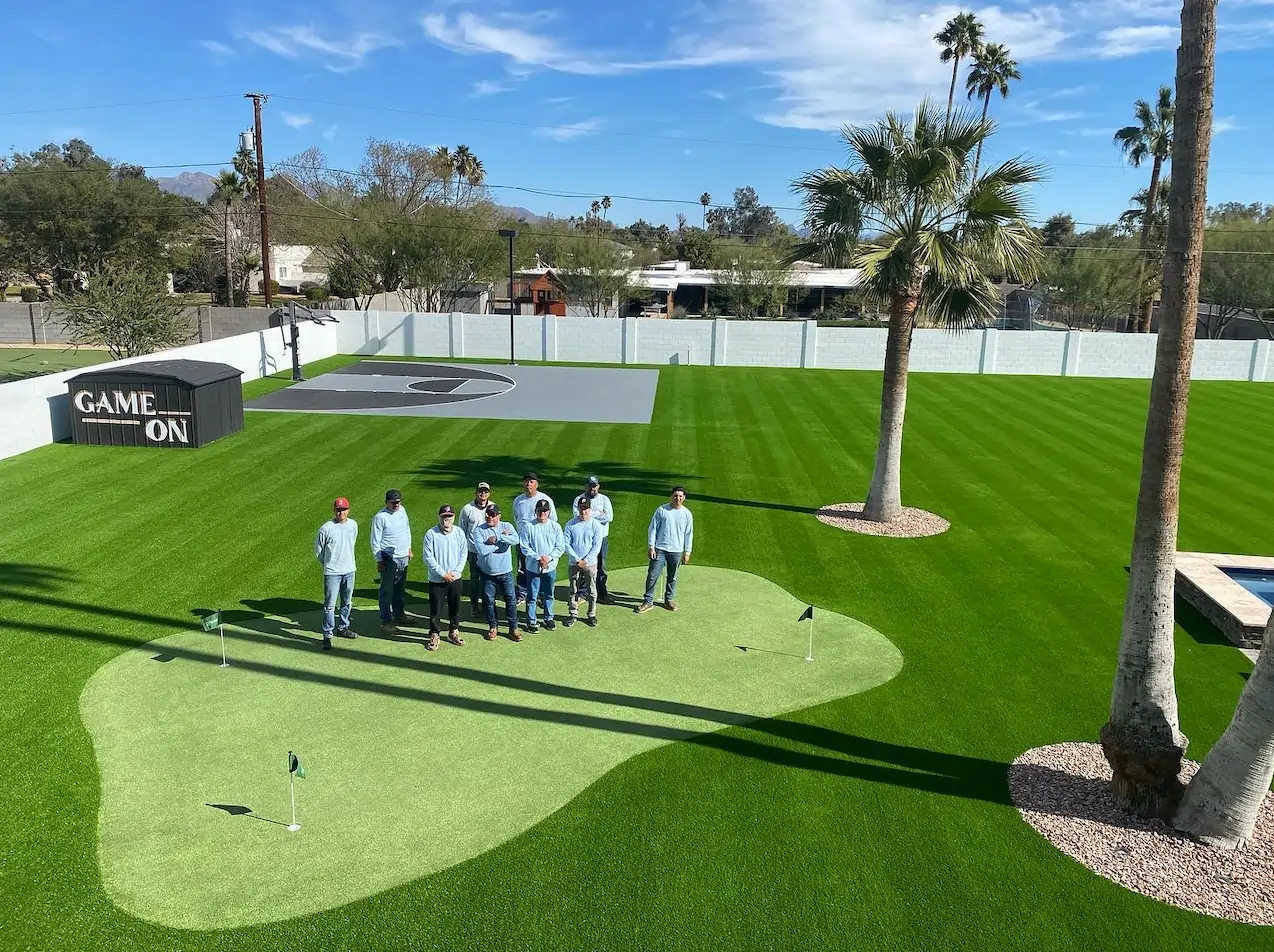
[1224,568,1274,607]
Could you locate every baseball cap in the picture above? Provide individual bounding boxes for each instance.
[476,481,491,492]
[333,497,350,510]
[485,503,501,516]
[439,504,455,516]
[585,475,600,486]
[577,496,591,509]
[535,499,551,513]
[523,471,538,481]
[385,489,402,502]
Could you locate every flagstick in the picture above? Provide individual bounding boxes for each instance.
[219,624,229,668]
[805,614,815,663]
[288,768,300,832]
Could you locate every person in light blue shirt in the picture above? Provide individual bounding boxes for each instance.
[572,475,615,603]
[512,472,556,603]
[636,486,693,614]
[521,499,565,632]
[314,496,357,649]
[470,504,523,641]
[563,497,604,628]
[422,504,469,651]
[370,488,413,633]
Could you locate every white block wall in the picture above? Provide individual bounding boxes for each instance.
[909,328,985,373]
[636,320,716,365]
[818,328,889,370]
[995,331,1068,375]
[1191,338,1262,381]
[1073,333,1159,378]
[556,318,624,363]
[723,322,807,368]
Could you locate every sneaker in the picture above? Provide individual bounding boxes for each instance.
[510,629,523,643]
[526,624,539,634]
[585,616,598,628]
[516,596,526,609]
[563,616,575,628]
[634,602,654,614]
[394,612,413,623]
[321,637,333,651]
[335,627,356,639]
[485,627,498,641]
[380,622,399,635]
[426,632,441,652]
[543,618,556,631]
[598,593,616,605]
[665,600,678,612]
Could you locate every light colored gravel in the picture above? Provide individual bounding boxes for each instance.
[815,502,950,538]
[1010,742,1274,926]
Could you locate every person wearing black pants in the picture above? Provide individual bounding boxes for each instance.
[573,476,615,602]
[459,482,492,618]
[422,504,468,651]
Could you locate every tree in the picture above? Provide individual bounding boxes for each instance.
[965,43,1021,181]
[208,170,244,305]
[1197,208,1274,337]
[397,204,505,312]
[1041,247,1138,331]
[712,243,792,317]
[789,101,1043,522]
[935,13,985,124]
[700,192,712,227]
[1115,85,1175,333]
[1040,213,1077,249]
[706,186,784,241]
[53,262,195,358]
[556,237,635,318]
[1119,178,1171,246]
[449,145,485,207]
[1101,0,1215,820]
[675,226,717,269]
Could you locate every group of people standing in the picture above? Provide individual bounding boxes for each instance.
[313,473,695,652]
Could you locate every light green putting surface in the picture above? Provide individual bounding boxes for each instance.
[80,566,902,930]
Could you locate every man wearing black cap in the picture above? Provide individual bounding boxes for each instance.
[512,472,555,604]
[422,504,468,651]
[573,476,615,603]
[459,481,492,618]
[470,503,523,641]
[370,489,413,634]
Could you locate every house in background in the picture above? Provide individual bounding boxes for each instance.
[636,260,864,318]
[249,245,330,294]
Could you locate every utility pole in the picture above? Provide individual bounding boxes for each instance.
[245,92,273,308]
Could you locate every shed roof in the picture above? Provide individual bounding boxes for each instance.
[69,359,243,387]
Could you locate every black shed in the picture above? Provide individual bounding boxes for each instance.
[67,359,244,449]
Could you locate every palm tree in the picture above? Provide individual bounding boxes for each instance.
[700,192,712,227]
[1115,86,1174,333]
[601,195,612,221]
[209,169,244,305]
[965,43,1021,180]
[451,145,484,206]
[787,100,1043,522]
[935,13,985,124]
[432,146,453,203]
[1100,3,1214,822]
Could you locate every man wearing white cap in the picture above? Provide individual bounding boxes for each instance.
[573,475,614,603]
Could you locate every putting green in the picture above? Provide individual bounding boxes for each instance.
[80,566,902,930]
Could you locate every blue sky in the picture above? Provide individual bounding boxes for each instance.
[3,0,1272,233]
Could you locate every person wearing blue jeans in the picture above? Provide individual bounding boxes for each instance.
[521,499,565,632]
[314,496,358,649]
[470,503,523,641]
[512,472,555,603]
[636,486,694,614]
[370,488,413,633]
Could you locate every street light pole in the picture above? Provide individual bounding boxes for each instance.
[245,92,272,308]
[499,228,517,365]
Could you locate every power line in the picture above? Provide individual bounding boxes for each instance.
[0,162,234,176]
[0,95,242,118]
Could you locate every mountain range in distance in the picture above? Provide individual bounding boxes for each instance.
[154,171,547,225]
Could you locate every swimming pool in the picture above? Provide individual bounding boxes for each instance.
[1224,568,1274,607]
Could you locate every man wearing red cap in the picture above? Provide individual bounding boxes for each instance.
[314,497,358,650]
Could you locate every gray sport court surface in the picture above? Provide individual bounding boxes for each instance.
[246,360,659,424]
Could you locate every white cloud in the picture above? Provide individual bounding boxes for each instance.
[322,124,339,141]
[534,118,604,141]
[1066,127,1113,136]
[244,25,401,72]
[1095,24,1177,57]
[1213,116,1240,134]
[199,40,235,57]
[705,90,729,101]
[282,112,313,128]
[472,79,512,96]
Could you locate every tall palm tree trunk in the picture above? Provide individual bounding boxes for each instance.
[945,59,960,124]
[223,200,234,307]
[970,93,990,180]
[863,290,920,522]
[1100,0,1215,820]
[1175,613,1274,846]
[1135,156,1165,333]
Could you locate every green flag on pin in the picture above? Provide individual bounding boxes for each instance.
[289,751,306,779]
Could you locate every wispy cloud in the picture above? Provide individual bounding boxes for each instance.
[542,96,577,105]
[1213,116,1240,134]
[282,112,313,128]
[199,40,236,57]
[244,25,401,72]
[472,79,512,96]
[534,118,604,141]
[1014,100,1089,124]
[705,90,728,101]
[1094,24,1177,57]
[1066,127,1113,137]
[322,124,339,142]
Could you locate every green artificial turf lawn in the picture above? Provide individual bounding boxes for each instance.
[0,346,111,382]
[1,359,1272,951]
[82,566,900,929]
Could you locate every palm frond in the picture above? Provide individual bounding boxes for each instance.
[919,273,1002,329]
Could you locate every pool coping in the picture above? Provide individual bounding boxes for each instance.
[1175,552,1274,650]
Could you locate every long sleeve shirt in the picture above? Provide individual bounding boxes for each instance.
[470,520,521,576]
[563,517,604,566]
[572,492,614,538]
[422,525,469,582]
[512,491,555,532]
[521,518,566,574]
[459,500,488,553]
[314,519,358,575]
[370,506,412,561]
[649,504,694,555]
